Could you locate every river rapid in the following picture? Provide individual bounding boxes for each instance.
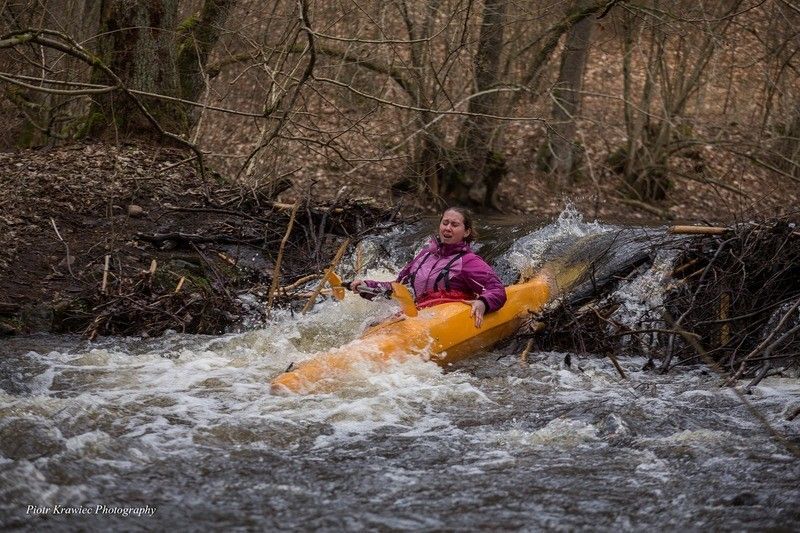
[1,211,798,531]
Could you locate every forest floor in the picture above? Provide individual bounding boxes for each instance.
[0,140,797,336]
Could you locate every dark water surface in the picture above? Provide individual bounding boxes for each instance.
[1,211,798,531]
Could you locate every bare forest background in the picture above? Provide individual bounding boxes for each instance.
[1,0,799,218]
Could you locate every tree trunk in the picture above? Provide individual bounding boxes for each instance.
[89,0,233,139]
[448,0,507,209]
[541,0,594,190]
[89,0,182,137]
[176,0,235,104]
[777,101,800,178]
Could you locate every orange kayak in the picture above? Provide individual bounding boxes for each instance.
[270,275,552,394]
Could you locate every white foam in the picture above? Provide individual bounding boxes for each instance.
[486,417,599,448]
[606,248,679,349]
[505,203,610,274]
[65,430,112,453]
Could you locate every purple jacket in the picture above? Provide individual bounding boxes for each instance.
[363,238,507,312]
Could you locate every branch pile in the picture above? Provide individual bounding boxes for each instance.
[80,196,396,338]
[533,220,800,385]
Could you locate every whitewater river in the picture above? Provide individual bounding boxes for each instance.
[1,213,798,530]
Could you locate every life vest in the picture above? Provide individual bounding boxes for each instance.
[416,288,472,309]
[408,249,467,297]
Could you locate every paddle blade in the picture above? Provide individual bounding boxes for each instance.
[324,270,346,301]
[390,282,418,317]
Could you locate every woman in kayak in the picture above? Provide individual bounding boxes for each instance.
[351,207,506,328]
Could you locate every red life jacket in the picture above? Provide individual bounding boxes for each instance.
[416,288,472,309]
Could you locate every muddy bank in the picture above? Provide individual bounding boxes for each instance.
[0,142,398,336]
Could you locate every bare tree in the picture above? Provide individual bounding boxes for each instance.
[448,0,507,209]
[765,1,800,179]
[779,102,800,178]
[616,0,745,202]
[539,0,594,190]
[0,0,235,143]
[6,0,795,216]
[0,0,102,146]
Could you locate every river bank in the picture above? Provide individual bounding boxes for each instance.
[0,142,395,336]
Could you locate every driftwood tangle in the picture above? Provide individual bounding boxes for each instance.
[534,219,800,384]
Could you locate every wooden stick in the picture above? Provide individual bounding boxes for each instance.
[302,238,351,315]
[354,241,364,276]
[606,352,627,379]
[281,273,321,293]
[519,320,546,365]
[175,276,185,293]
[719,291,730,346]
[520,338,534,365]
[671,258,700,276]
[216,251,236,265]
[266,200,300,317]
[669,225,728,235]
[50,217,75,278]
[101,254,111,294]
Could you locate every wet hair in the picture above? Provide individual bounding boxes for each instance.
[440,206,478,242]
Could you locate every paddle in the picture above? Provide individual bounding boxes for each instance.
[324,270,418,317]
[324,269,346,301]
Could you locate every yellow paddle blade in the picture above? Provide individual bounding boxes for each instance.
[390,282,418,317]
[324,270,345,301]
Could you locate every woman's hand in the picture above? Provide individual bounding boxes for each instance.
[470,299,487,328]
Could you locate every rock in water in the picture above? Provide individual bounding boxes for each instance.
[0,417,65,460]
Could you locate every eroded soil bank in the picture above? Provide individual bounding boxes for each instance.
[0,142,395,336]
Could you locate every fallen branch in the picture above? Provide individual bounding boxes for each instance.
[0,302,20,313]
[669,225,729,235]
[136,232,266,246]
[281,273,321,293]
[616,197,674,219]
[725,296,800,386]
[267,200,301,316]
[50,217,75,278]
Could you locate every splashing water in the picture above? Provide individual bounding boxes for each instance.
[607,248,681,349]
[503,203,610,279]
[1,209,798,530]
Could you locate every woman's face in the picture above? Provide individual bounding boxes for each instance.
[439,209,470,244]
